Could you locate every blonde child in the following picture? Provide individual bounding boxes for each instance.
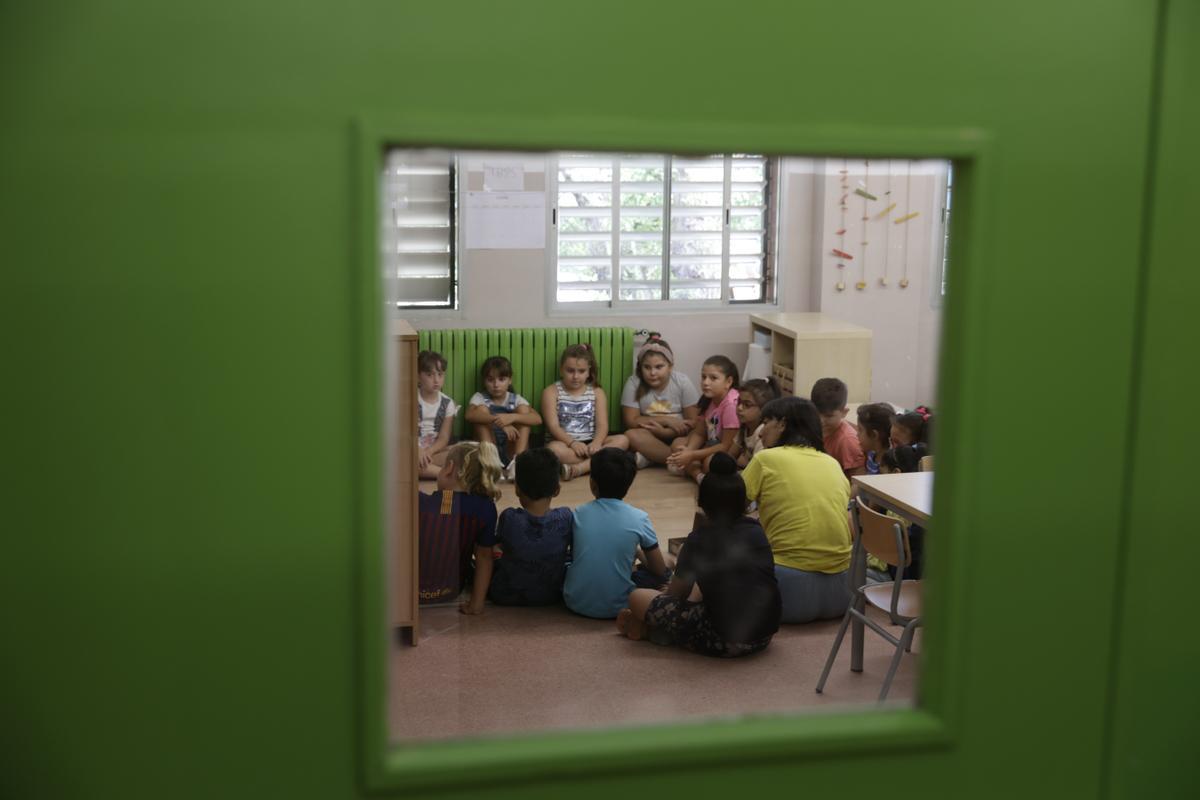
[417,350,459,480]
[417,441,502,614]
[667,355,740,483]
[465,355,542,480]
[541,343,628,481]
[620,334,700,469]
[811,377,865,478]
[730,377,781,469]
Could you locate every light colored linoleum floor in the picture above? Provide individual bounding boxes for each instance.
[391,466,919,742]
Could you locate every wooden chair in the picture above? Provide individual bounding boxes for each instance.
[816,498,922,702]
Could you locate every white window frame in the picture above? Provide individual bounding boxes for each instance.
[546,153,779,314]
[383,150,459,311]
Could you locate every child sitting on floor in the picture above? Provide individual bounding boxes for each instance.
[811,377,865,478]
[417,350,459,479]
[418,441,502,614]
[542,343,629,481]
[465,355,542,479]
[563,448,666,619]
[891,405,934,450]
[616,453,781,657]
[730,377,780,468]
[855,402,896,476]
[487,448,574,606]
[667,355,741,483]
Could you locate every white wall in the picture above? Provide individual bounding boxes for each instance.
[396,153,944,409]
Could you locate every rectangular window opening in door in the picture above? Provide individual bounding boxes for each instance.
[381,149,954,744]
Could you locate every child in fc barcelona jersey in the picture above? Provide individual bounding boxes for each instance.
[418,441,502,613]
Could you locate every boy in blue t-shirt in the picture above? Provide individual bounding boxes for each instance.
[488,448,574,606]
[564,448,667,619]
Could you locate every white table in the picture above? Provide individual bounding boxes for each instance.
[848,472,934,671]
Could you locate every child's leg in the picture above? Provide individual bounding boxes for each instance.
[625,428,673,464]
[684,460,703,483]
[474,423,496,445]
[616,589,663,640]
[513,424,531,458]
[602,433,629,451]
[547,440,587,479]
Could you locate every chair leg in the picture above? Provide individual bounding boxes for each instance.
[816,608,854,693]
[879,620,919,702]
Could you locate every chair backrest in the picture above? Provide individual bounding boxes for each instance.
[918,454,934,472]
[853,499,911,568]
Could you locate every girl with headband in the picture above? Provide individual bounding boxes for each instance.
[619,334,701,469]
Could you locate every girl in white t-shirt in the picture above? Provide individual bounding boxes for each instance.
[464,355,542,480]
[417,350,459,480]
[620,335,700,469]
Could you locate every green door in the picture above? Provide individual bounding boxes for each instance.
[2,1,1193,797]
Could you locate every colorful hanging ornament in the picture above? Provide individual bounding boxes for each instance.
[880,165,893,287]
[899,160,912,289]
[894,211,920,224]
[836,280,846,291]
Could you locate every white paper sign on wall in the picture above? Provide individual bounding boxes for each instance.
[464,191,546,249]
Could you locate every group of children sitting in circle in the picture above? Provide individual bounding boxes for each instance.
[416,334,934,658]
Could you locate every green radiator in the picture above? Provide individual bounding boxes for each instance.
[417,327,635,438]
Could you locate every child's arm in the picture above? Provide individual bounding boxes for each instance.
[493,403,541,429]
[460,544,493,615]
[641,544,667,578]
[587,388,610,454]
[427,414,454,456]
[669,428,738,467]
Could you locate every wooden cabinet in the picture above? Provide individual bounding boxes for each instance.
[748,312,872,403]
[390,320,420,644]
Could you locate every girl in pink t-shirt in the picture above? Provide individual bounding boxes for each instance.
[667,355,741,484]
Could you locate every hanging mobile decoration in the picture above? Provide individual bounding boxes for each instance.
[856,159,869,289]
[899,160,912,288]
[835,159,849,290]
[880,163,893,286]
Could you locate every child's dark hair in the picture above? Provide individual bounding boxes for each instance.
[697,452,747,523]
[590,447,637,499]
[810,377,849,414]
[759,396,825,451]
[738,377,781,410]
[881,442,930,474]
[856,403,896,449]
[418,350,447,373]
[697,355,740,411]
[480,355,513,387]
[635,333,675,401]
[514,447,560,500]
[560,343,600,388]
[894,406,934,447]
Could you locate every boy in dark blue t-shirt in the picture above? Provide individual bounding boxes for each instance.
[488,448,574,606]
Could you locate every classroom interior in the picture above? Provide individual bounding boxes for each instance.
[388,151,949,742]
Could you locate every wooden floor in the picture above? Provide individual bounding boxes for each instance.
[390,466,920,742]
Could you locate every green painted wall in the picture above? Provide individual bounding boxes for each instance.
[1,1,1192,797]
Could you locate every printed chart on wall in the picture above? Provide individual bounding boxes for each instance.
[464,191,546,249]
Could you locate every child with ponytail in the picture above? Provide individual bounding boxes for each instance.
[418,441,503,614]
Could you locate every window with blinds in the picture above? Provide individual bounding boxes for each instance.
[553,153,776,307]
[382,150,456,308]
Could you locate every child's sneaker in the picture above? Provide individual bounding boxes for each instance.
[560,462,575,481]
[634,452,651,470]
[666,462,684,476]
[504,459,517,483]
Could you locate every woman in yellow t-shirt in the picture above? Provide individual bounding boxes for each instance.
[741,396,852,623]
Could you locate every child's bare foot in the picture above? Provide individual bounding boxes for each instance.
[616,608,644,640]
